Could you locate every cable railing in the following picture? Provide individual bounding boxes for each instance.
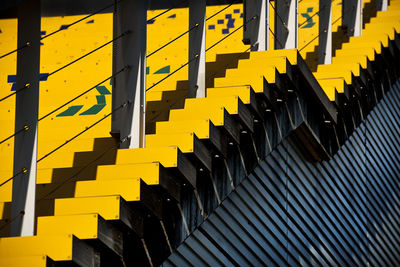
[0,1,355,195]
[0,98,127,190]
[0,2,247,190]
[0,60,129,146]
[0,1,126,104]
[0,1,187,146]
[147,14,257,93]
[0,1,121,61]
[147,1,239,58]
[0,1,382,242]
[37,101,126,163]
[269,1,289,32]
[0,0,183,105]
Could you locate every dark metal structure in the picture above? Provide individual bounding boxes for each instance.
[163,78,400,266]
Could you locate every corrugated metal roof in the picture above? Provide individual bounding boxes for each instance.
[163,80,400,266]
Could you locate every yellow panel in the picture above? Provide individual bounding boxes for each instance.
[318,78,346,94]
[0,182,12,202]
[235,56,288,73]
[341,41,383,54]
[335,47,375,61]
[169,105,225,126]
[116,146,178,166]
[146,132,195,152]
[37,168,53,184]
[184,96,239,115]
[314,71,352,85]
[156,119,211,138]
[317,62,361,77]
[225,60,286,77]
[55,195,121,220]
[363,27,396,40]
[74,179,141,201]
[0,255,48,267]
[97,162,160,185]
[214,66,275,92]
[37,214,99,239]
[0,235,74,261]
[214,74,263,91]
[207,86,252,104]
[333,55,368,69]
[249,49,298,65]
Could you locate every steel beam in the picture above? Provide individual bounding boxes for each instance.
[188,0,206,98]
[342,0,363,36]
[112,0,148,148]
[318,0,332,64]
[376,0,388,11]
[243,0,269,51]
[275,0,298,49]
[11,0,41,237]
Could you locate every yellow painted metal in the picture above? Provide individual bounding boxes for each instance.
[37,214,99,239]
[333,55,369,69]
[55,195,121,220]
[214,66,276,92]
[169,105,226,126]
[75,179,141,201]
[341,41,383,54]
[347,35,390,48]
[322,86,336,101]
[116,146,179,167]
[317,63,361,78]
[0,255,48,267]
[248,49,299,65]
[146,89,187,102]
[225,62,286,78]
[234,57,288,73]
[318,78,346,94]
[97,162,160,184]
[365,22,400,34]
[0,235,75,261]
[314,71,353,85]
[156,119,212,138]
[207,86,252,104]
[335,47,376,61]
[1,0,400,263]
[363,28,396,40]
[146,132,196,153]
[184,96,240,115]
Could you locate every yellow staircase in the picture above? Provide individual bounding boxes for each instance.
[0,0,399,265]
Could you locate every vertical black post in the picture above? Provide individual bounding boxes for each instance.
[112,0,148,148]
[188,0,206,98]
[11,0,41,237]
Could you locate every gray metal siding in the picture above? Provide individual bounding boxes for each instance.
[163,81,400,266]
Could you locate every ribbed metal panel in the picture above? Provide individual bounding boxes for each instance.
[163,81,400,266]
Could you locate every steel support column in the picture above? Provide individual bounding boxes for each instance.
[112,0,148,148]
[11,0,41,237]
[188,0,206,98]
[318,0,333,64]
[343,0,363,36]
[275,0,298,49]
[243,0,269,51]
[376,0,388,11]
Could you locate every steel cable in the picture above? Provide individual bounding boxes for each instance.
[0,66,128,147]
[0,100,127,188]
[0,0,122,60]
[147,1,239,58]
[147,15,257,92]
